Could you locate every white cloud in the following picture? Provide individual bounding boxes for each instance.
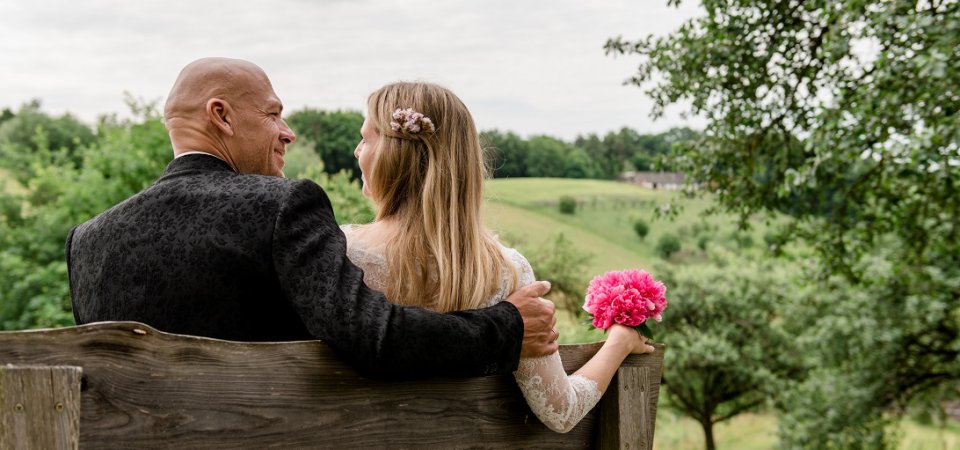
[0,0,704,139]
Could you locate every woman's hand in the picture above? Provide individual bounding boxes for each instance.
[571,323,656,401]
[607,324,655,354]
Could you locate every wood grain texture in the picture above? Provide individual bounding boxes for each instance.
[0,365,82,450]
[596,347,664,450]
[0,322,664,449]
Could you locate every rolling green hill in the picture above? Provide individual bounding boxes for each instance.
[483,177,773,277]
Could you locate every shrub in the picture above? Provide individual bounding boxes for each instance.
[763,230,787,256]
[524,233,593,315]
[558,196,576,215]
[298,162,374,225]
[732,231,754,249]
[691,221,707,236]
[697,235,710,251]
[656,234,681,259]
[633,218,649,239]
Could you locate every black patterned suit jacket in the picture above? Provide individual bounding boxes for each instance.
[67,154,523,378]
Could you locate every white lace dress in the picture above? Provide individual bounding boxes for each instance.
[341,225,601,433]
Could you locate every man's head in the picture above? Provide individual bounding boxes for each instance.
[163,57,295,177]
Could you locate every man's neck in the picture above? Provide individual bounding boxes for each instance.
[175,151,225,162]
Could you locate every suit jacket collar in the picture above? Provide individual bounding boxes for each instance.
[162,153,236,177]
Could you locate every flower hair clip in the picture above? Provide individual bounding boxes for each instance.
[390,108,435,134]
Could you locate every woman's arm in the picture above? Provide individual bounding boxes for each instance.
[572,325,652,394]
[514,326,651,433]
[504,248,653,432]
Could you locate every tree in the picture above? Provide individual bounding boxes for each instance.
[575,133,617,178]
[0,108,13,125]
[481,129,529,178]
[281,137,324,180]
[608,0,960,446]
[655,233,681,259]
[658,255,802,450]
[561,147,598,179]
[524,136,571,178]
[299,164,375,225]
[602,128,643,170]
[633,218,649,239]
[0,100,96,181]
[558,195,576,214]
[285,109,364,180]
[0,100,170,330]
[774,252,953,448]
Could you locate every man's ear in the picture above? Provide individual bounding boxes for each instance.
[206,98,235,137]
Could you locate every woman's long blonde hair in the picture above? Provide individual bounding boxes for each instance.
[364,82,517,312]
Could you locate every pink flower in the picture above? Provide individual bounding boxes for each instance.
[583,269,667,330]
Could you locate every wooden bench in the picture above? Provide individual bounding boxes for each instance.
[0,322,664,449]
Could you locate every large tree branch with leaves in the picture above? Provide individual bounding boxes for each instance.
[608,0,959,447]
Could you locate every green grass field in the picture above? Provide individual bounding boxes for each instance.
[651,410,960,450]
[483,177,960,450]
[484,178,776,275]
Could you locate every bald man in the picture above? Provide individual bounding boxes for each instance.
[66,57,558,379]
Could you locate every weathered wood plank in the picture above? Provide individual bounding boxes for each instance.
[596,347,664,450]
[0,365,82,450]
[0,322,664,449]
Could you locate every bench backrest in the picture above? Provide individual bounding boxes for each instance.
[0,322,663,449]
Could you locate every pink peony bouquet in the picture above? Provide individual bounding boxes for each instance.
[583,269,667,337]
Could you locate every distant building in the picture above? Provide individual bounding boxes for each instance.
[618,171,686,190]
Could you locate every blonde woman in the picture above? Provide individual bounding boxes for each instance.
[342,82,654,433]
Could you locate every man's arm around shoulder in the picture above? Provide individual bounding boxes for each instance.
[272,179,556,379]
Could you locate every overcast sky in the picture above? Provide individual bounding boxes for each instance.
[0,1,704,140]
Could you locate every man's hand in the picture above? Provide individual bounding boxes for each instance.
[505,281,558,358]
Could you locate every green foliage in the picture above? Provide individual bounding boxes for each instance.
[656,233,681,259]
[697,235,710,252]
[777,252,960,449]
[658,254,803,450]
[484,127,696,180]
[522,233,593,315]
[763,230,787,257]
[0,108,13,125]
[296,162,375,226]
[633,218,649,239]
[561,147,599,179]
[0,100,170,330]
[285,108,364,180]
[281,137,325,179]
[282,134,374,225]
[482,129,529,177]
[608,0,960,270]
[609,0,960,444]
[525,136,571,178]
[0,99,96,182]
[731,231,754,250]
[558,195,577,215]
[574,133,617,177]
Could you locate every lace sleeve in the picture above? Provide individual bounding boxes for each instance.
[340,224,390,293]
[501,247,602,433]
